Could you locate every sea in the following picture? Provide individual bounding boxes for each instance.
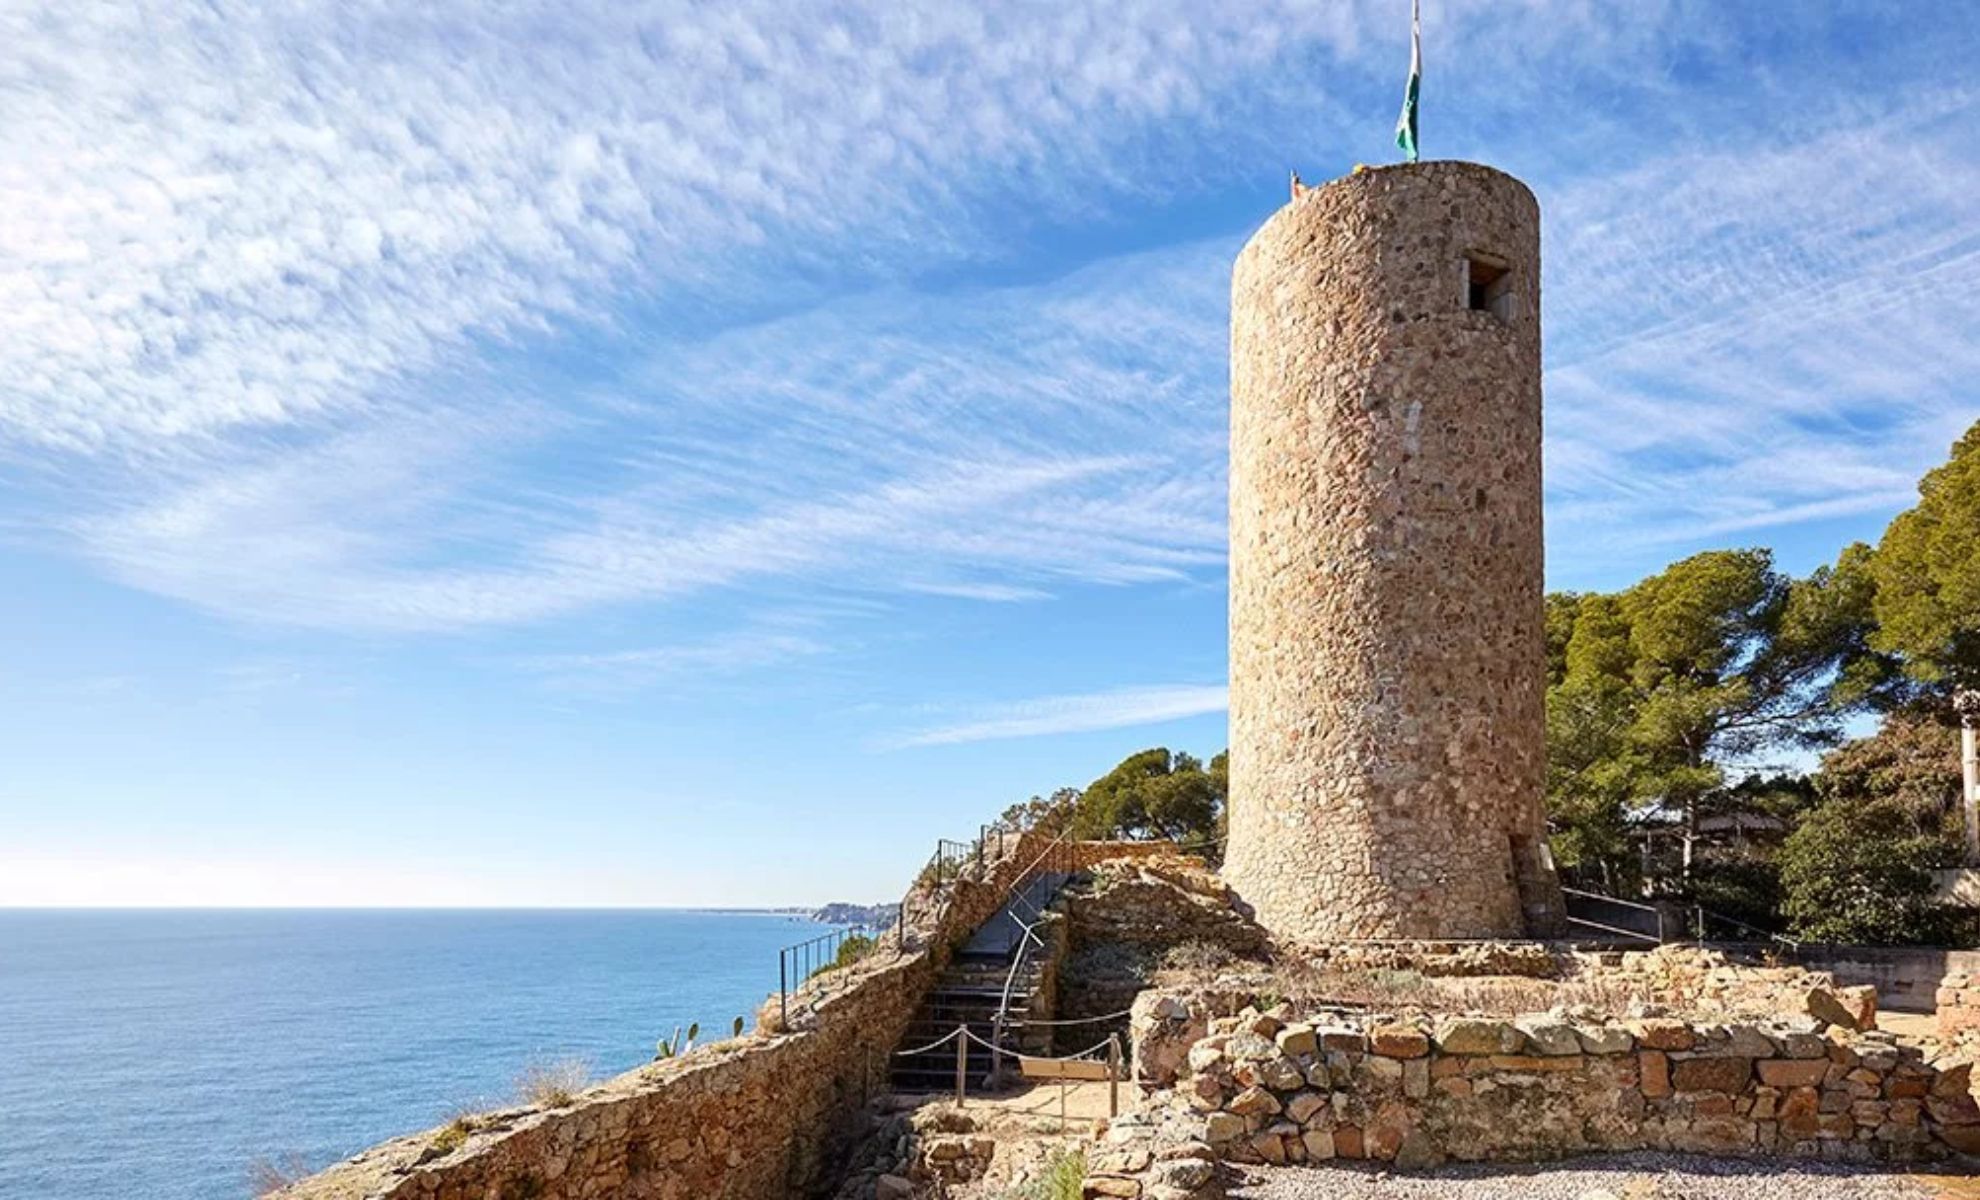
[0,909,836,1200]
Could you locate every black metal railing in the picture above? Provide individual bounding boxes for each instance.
[778,927,860,1027]
[775,825,1026,1030]
[1561,887,1665,943]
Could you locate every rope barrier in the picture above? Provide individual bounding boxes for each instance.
[1002,1007,1133,1027]
[896,1023,1119,1065]
[894,1027,969,1057]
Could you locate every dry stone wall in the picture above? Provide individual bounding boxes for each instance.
[1224,161,1559,944]
[1094,999,1980,1198]
[277,836,1161,1200]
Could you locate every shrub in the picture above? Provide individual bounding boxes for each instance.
[1002,1148,1085,1200]
[831,933,875,969]
[429,1115,480,1156]
[516,1058,590,1108]
[1780,798,1968,945]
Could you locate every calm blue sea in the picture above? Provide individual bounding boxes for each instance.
[0,909,832,1200]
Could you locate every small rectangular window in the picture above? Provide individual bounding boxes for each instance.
[1465,254,1513,322]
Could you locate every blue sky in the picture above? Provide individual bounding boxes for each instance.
[2,1,1976,907]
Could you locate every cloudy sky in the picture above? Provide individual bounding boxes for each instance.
[3,1,1975,906]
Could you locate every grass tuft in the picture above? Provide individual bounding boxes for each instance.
[516,1058,590,1108]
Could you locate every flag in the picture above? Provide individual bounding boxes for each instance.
[1394,0,1421,163]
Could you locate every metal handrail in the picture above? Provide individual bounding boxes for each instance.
[1560,885,1660,915]
[1561,885,1802,954]
[777,926,859,1027]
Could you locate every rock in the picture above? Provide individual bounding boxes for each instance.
[1640,1050,1671,1098]
[1284,1091,1327,1125]
[1571,1025,1635,1056]
[1228,1086,1281,1117]
[1514,1017,1580,1056]
[1203,1112,1244,1144]
[1628,1018,1694,1051]
[1807,986,1867,1032]
[875,1175,913,1200]
[1394,1129,1442,1171]
[1671,1056,1753,1094]
[1757,1058,1830,1088]
[1251,1131,1287,1164]
[1301,1129,1336,1160]
[1151,1158,1214,1190]
[1371,1024,1430,1058]
[1433,1017,1519,1056]
[1840,985,1879,1031]
[1225,1033,1278,1062]
[1275,1024,1317,1057]
[1258,1056,1304,1091]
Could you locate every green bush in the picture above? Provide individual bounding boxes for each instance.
[833,933,874,967]
[1779,799,1966,945]
[1001,1148,1084,1200]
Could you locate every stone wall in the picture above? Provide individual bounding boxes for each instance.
[277,832,1144,1200]
[1094,999,1980,1197]
[1055,853,1270,1055]
[1791,945,1980,1016]
[1938,969,1980,1037]
[1592,945,1876,1027]
[1224,160,1560,944]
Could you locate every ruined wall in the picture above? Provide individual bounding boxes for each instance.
[1790,945,1980,1015]
[1224,161,1558,943]
[1094,1001,1979,1196]
[276,833,1152,1200]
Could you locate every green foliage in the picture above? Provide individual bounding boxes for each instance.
[1779,798,1964,945]
[655,1024,696,1059]
[428,1117,475,1156]
[1818,709,1964,839]
[1870,420,1980,692]
[1000,1148,1085,1200]
[831,933,874,970]
[1000,748,1226,850]
[1544,549,1882,894]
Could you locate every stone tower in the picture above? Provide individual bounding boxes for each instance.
[1223,161,1563,943]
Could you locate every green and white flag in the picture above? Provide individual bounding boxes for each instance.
[1395,0,1421,162]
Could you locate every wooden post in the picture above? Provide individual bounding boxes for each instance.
[1107,1034,1122,1118]
[955,1026,968,1108]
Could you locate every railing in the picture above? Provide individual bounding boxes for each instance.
[897,1021,1123,1118]
[1562,886,1803,955]
[986,830,1080,1081]
[775,824,1024,1030]
[1561,887,1665,943]
[1689,904,1802,954]
[777,927,860,1028]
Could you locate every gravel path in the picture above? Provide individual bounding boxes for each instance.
[1225,1152,1948,1199]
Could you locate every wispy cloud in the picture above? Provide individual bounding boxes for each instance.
[890,683,1227,747]
[518,630,829,692]
[4,1,1976,650]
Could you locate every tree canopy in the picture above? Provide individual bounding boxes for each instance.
[1869,420,1980,693]
[999,746,1226,849]
[1543,547,1881,893]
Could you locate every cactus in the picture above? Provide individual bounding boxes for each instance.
[732,1016,745,1038]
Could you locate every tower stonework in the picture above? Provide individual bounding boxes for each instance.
[1223,161,1563,943]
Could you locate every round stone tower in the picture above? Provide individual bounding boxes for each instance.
[1223,161,1563,943]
